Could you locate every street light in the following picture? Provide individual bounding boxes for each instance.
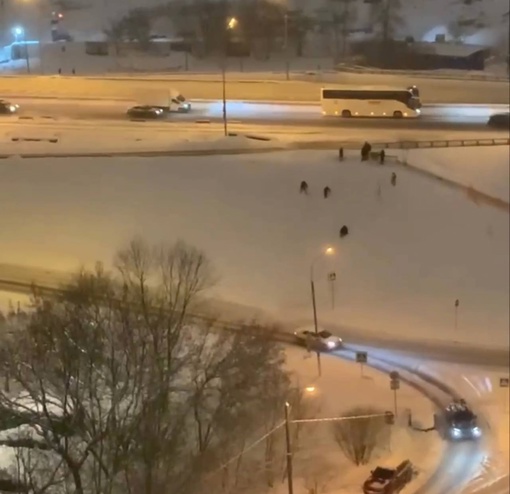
[12,26,24,41]
[310,246,335,377]
[221,16,238,137]
[12,26,30,73]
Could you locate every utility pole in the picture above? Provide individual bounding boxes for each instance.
[310,278,321,377]
[284,403,294,494]
[221,57,227,136]
[283,12,289,80]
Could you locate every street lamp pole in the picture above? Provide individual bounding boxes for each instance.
[283,12,289,80]
[309,247,334,377]
[221,16,238,137]
[221,57,227,136]
[284,402,294,494]
[310,266,321,377]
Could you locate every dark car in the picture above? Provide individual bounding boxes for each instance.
[126,106,166,120]
[487,112,510,129]
[0,99,19,115]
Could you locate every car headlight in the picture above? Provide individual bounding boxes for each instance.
[452,428,462,437]
[326,341,336,348]
[472,427,481,437]
[415,108,421,114]
[9,105,16,112]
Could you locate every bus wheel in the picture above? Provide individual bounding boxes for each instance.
[341,110,352,117]
[393,111,403,118]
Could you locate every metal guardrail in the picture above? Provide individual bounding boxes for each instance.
[334,138,510,149]
[0,278,295,345]
[380,138,510,149]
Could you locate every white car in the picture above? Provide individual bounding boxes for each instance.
[294,330,342,351]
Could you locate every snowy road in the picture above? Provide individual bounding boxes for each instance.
[339,344,509,494]
[5,98,509,131]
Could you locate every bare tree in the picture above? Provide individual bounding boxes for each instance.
[370,0,403,45]
[286,10,315,57]
[0,238,293,494]
[316,0,358,62]
[104,8,152,52]
[104,19,124,56]
[332,407,389,465]
[238,0,286,59]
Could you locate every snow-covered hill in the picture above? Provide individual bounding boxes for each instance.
[0,146,508,348]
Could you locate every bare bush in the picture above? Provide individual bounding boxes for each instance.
[332,407,389,466]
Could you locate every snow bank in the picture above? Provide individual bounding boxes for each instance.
[0,125,280,155]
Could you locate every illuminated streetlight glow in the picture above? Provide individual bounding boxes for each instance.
[12,26,24,38]
[305,385,316,393]
[227,17,238,29]
[325,246,334,255]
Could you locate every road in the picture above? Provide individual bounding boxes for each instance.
[7,98,510,132]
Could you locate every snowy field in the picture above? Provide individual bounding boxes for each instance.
[0,147,508,349]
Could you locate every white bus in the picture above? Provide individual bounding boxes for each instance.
[320,86,421,118]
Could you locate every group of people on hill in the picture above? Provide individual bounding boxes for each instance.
[298,142,398,238]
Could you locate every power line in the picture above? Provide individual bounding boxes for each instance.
[208,419,286,475]
[292,412,391,424]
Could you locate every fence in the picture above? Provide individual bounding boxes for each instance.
[379,138,510,149]
[297,137,510,151]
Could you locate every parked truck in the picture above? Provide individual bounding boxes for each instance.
[362,461,414,494]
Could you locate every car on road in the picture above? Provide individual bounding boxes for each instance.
[126,105,166,120]
[294,329,342,351]
[434,398,481,441]
[487,112,510,129]
[0,99,19,115]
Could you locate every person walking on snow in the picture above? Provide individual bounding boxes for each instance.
[391,172,397,186]
[323,186,331,198]
[361,141,371,161]
[300,181,309,194]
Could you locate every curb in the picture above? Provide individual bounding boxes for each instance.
[0,146,288,159]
